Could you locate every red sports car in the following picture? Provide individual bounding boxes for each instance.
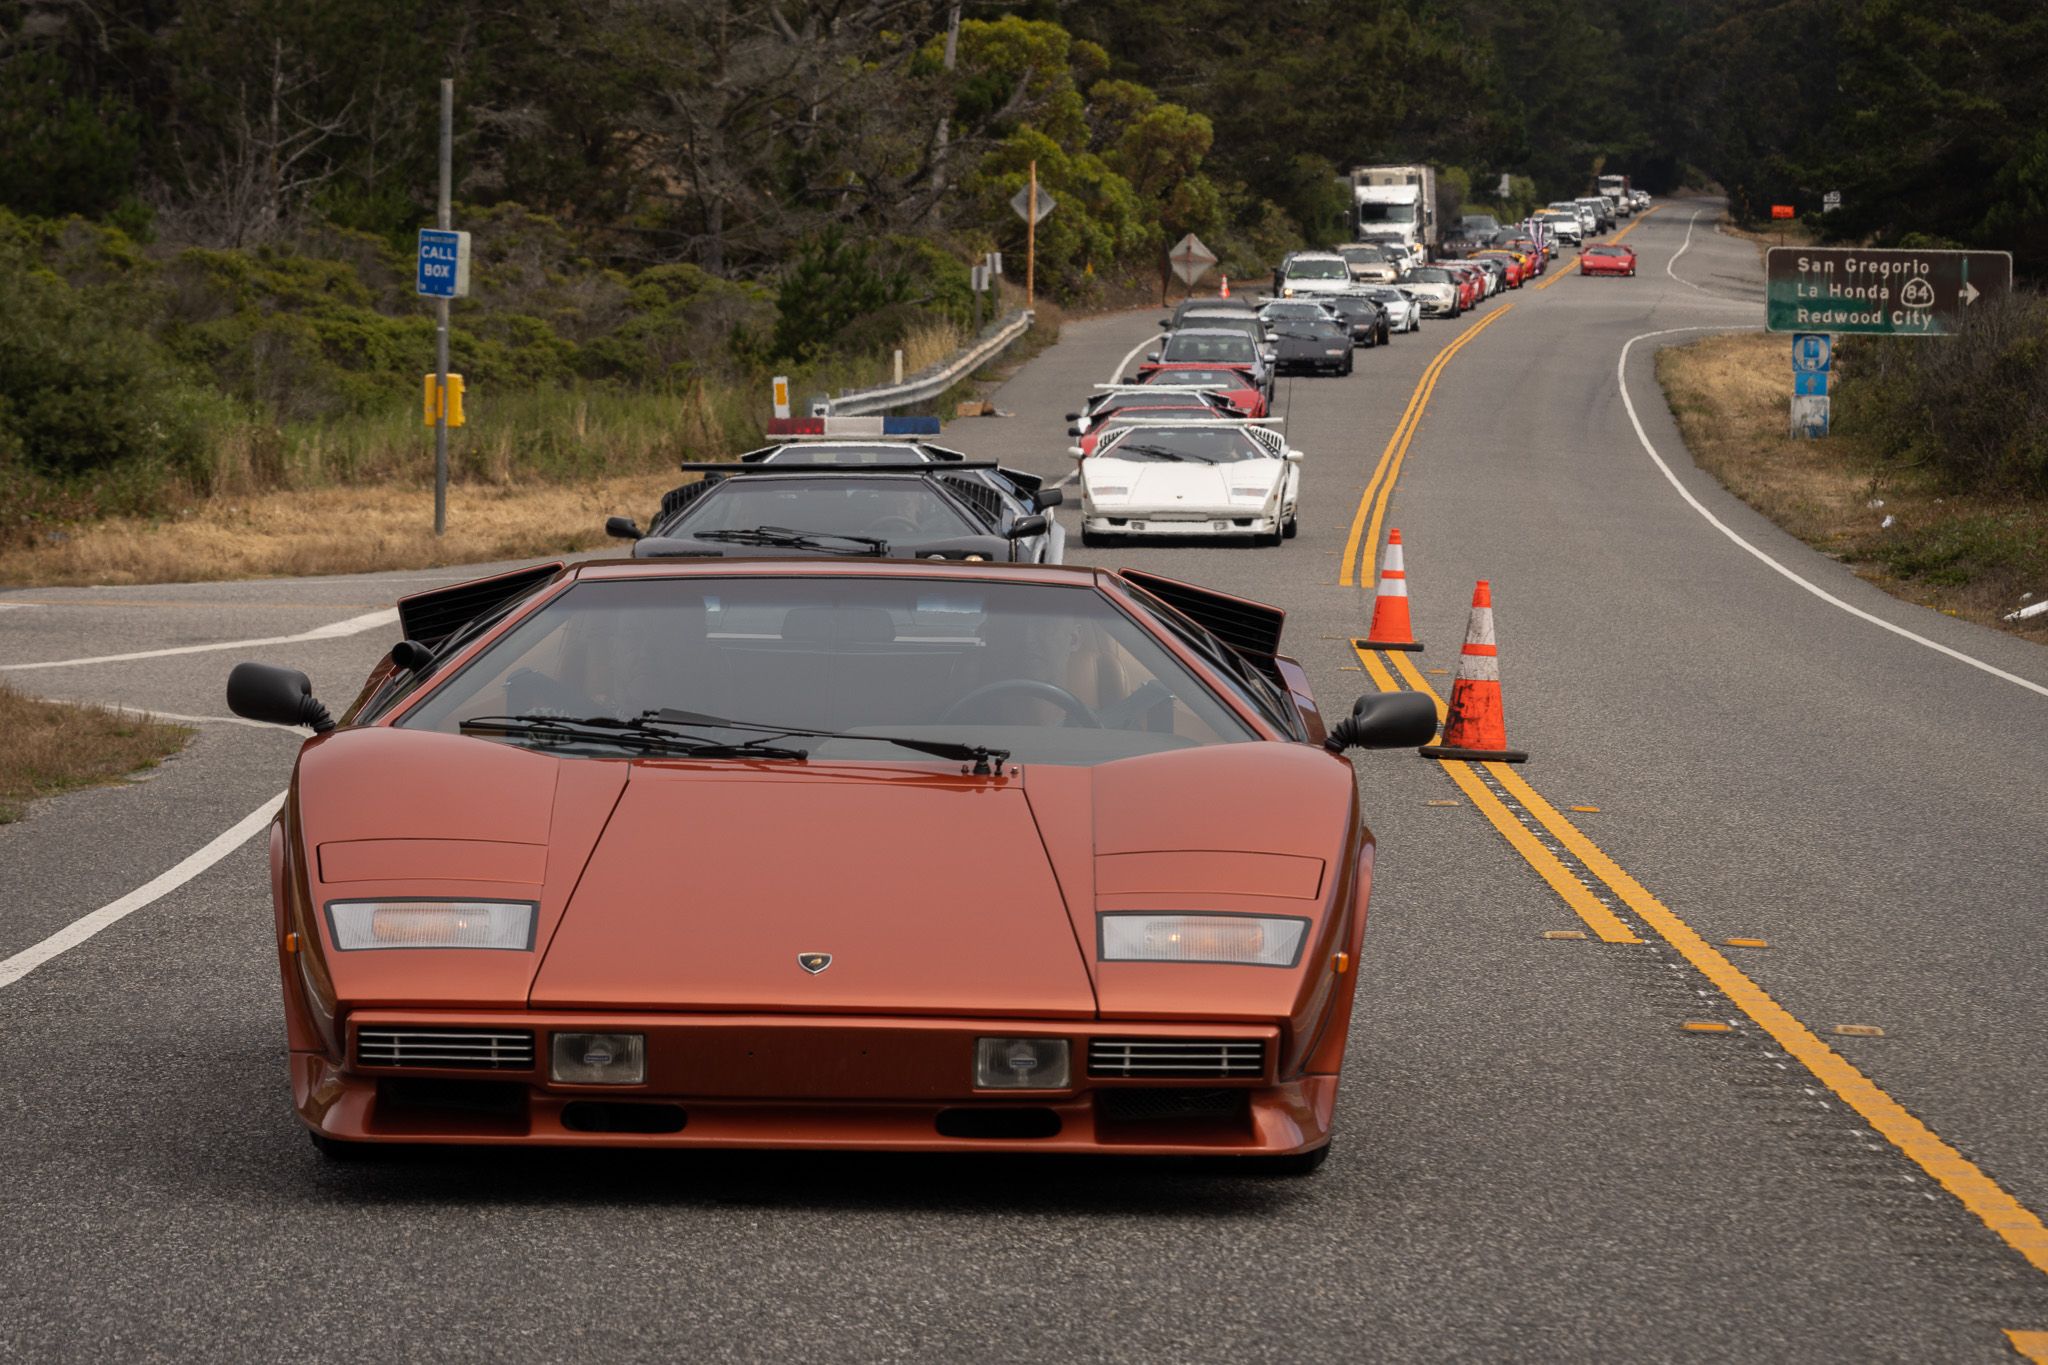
[228,559,1434,1169]
[1441,262,1485,311]
[1581,243,1637,277]
[1134,363,1268,418]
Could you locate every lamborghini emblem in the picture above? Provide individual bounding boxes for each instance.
[797,952,833,975]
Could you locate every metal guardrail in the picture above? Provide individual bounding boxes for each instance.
[817,309,1034,416]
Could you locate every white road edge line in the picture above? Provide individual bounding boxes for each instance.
[0,791,284,991]
[1664,207,1767,306]
[0,607,398,672]
[38,699,304,731]
[1619,326,2048,701]
[1107,329,1164,386]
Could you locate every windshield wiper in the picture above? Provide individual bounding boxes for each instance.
[690,525,888,556]
[1111,444,1196,462]
[639,708,1012,775]
[458,714,810,760]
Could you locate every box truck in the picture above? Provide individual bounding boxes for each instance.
[1349,165,1439,265]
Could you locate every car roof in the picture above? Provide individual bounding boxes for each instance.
[571,556,1101,589]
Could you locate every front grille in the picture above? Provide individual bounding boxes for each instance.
[1088,1038,1265,1079]
[1097,1088,1248,1123]
[356,1028,535,1070]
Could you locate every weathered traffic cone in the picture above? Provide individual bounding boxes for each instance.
[1356,529,1423,651]
[1219,275,1231,298]
[1418,580,1529,763]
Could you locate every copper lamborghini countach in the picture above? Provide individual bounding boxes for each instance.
[228,558,1433,1171]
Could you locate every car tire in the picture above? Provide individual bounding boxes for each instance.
[1283,515,1299,540]
[1244,1142,1331,1176]
[1379,324,1390,345]
[1341,357,1353,376]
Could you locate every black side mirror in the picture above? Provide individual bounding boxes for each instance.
[227,662,336,734]
[1031,487,1064,511]
[1323,691,1436,752]
[606,515,644,540]
[390,639,435,672]
[1007,513,1050,540]
[1064,412,1080,422]
[1067,425,1082,438]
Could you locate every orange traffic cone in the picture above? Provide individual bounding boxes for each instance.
[1219,275,1230,298]
[1419,580,1529,763]
[1356,529,1423,651]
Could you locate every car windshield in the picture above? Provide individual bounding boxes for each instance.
[1368,289,1406,303]
[1285,260,1349,280]
[1357,203,1416,224]
[1407,268,1450,283]
[399,578,1259,765]
[1101,426,1266,464]
[1260,303,1330,319]
[675,478,974,540]
[1094,392,1206,414]
[762,444,927,465]
[1338,246,1387,263]
[1587,245,1626,256]
[1162,334,1257,363]
[1146,368,1244,388]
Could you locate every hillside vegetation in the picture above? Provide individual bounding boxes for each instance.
[1,0,2042,553]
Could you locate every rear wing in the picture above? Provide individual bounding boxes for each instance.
[675,462,999,476]
[1116,569,1286,681]
[397,561,563,649]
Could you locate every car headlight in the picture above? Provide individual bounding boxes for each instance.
[1099,913,1309,966]
[1090,486,1129,497]
[327,899,536,951]
[974,1037,1070,1089]
[1230,486,1273,500]
[551,1032,646,1084]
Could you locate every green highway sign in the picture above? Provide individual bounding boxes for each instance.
[1766,247,2012,335]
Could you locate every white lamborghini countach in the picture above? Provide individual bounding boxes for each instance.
[1076,420,1301,548]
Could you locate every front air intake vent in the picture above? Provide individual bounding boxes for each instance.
[357,1028,535,1070]
[1088,1038,1265,1080]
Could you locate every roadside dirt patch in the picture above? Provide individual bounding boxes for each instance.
[0,474,682,588]
[1657,332,2048,643]
[0,685,191,823]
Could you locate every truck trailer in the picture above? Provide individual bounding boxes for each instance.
[1597,172,1632,216]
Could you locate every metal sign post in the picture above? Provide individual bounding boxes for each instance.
[1010,174,1054,311]
[426,80,456,536]
[1766,246,2013,335]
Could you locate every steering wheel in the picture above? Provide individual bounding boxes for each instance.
[940,679,1101,728]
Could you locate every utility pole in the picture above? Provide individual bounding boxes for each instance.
[433,78,452,537]
[931,4,961,203]
[1025,159,1037,309]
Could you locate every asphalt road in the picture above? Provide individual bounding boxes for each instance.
[3,199,2046,1363]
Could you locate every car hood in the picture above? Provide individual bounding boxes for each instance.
[1088,459,1273,505]
[296,732,1358,1024]
[529,765,1097,1016]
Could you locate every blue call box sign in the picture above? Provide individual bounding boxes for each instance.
[1792,333,1831,372]
[417,229,472,299]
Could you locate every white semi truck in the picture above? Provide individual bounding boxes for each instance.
[1349,165,1439,265]
[1597,172,1632,216]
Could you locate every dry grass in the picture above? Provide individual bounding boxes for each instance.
[0,472,683,587]
[1658,332,2048,643]
[0,684,191,823]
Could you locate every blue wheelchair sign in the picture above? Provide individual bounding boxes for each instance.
[1792,332,1832,373]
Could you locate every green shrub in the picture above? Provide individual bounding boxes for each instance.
[1836,292,2048,494]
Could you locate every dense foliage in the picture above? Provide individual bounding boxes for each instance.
[1,0,2042,541]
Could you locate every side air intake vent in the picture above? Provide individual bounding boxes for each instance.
[1088,1038,1265,1080]
[357,1029,535,1070]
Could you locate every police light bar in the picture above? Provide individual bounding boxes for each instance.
[764,415,943,437]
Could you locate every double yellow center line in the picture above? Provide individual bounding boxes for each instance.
[1338,304,1515,586]
[1334,218,2048,1328]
